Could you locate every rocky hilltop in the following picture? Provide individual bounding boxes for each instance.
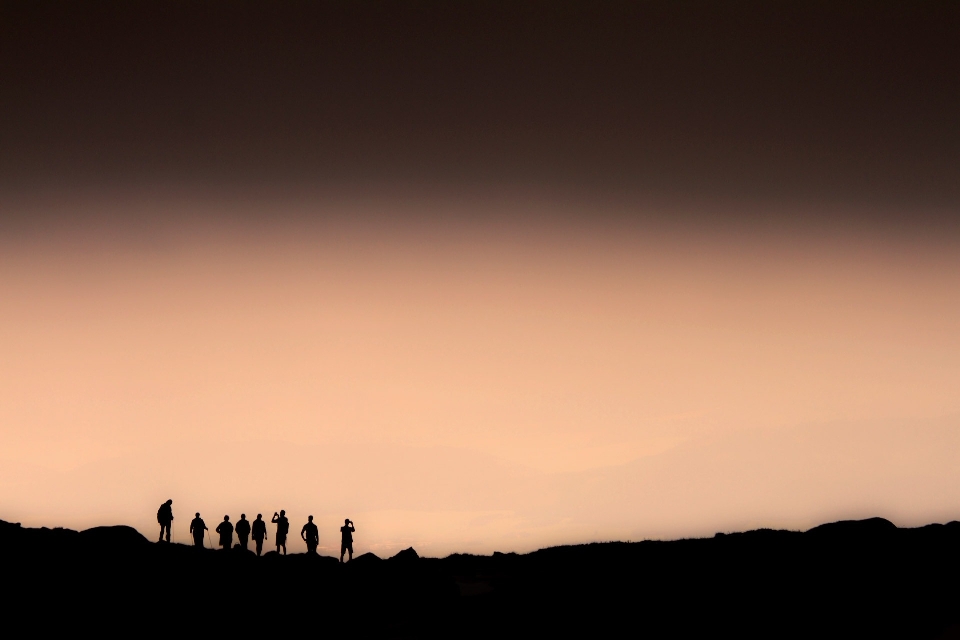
[2,517,959,637]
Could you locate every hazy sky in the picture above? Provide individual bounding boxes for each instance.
[1,2,959,555]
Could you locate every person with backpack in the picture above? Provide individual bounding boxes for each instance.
[215,515,234,550]
[235,514,251,550]
[157,499,174,543]
[189,512,207,548]
[301,515,319,554]
[272,510,289,555]
[251,514,268,556]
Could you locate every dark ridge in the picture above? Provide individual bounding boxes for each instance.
[806,516,898,538]
[2,517,960,637]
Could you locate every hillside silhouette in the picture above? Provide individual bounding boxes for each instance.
[2,517,959,637]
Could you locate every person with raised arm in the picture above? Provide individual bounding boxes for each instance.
[340,518,355,563]
[271,510,289,555]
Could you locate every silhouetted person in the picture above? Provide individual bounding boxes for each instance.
[272,510,289,555]
[235,514,251,550]
[252,513,268,556]
[157,499,173,543]
[340,519,355,563]
[215,515,234,550]
[189,512,207,548]
[301,516,319,554]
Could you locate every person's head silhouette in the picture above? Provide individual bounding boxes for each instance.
[223,515,230,521]
[345,518,350,525]
[195,512,200,517]
[256,514,262,520]
[308,515,314,522]
[166,499,173,506]
[280,510,285,516]
[240,513,246,520]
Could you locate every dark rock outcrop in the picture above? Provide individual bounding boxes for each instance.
[806,516,898,538]
[389,547,419,563]
[351,551,382,565]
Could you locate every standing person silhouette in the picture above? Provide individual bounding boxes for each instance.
[340,519,355,563]
[189,512,207,548]
[215,515,234,550]
[235,514,251,550]
[251,514,268,556]
[272,510,289,555]
[157,499,174,543]
[301,516,319,554]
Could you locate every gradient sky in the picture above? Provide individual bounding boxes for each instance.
[1,2,959,556]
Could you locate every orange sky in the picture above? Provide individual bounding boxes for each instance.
[1,193,959,556]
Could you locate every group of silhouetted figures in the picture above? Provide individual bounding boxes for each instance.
[156,500,356,561]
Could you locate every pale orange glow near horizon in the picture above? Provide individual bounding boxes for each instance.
[2,193,959,556]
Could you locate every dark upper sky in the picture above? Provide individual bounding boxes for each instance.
[2,1,959,218]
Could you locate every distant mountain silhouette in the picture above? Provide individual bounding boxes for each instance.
[3,517,960,637]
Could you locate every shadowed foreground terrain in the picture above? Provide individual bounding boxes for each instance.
[2,517,959,637]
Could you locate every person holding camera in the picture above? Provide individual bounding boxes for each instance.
[271,510,289,555]
[340,518,355,563]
